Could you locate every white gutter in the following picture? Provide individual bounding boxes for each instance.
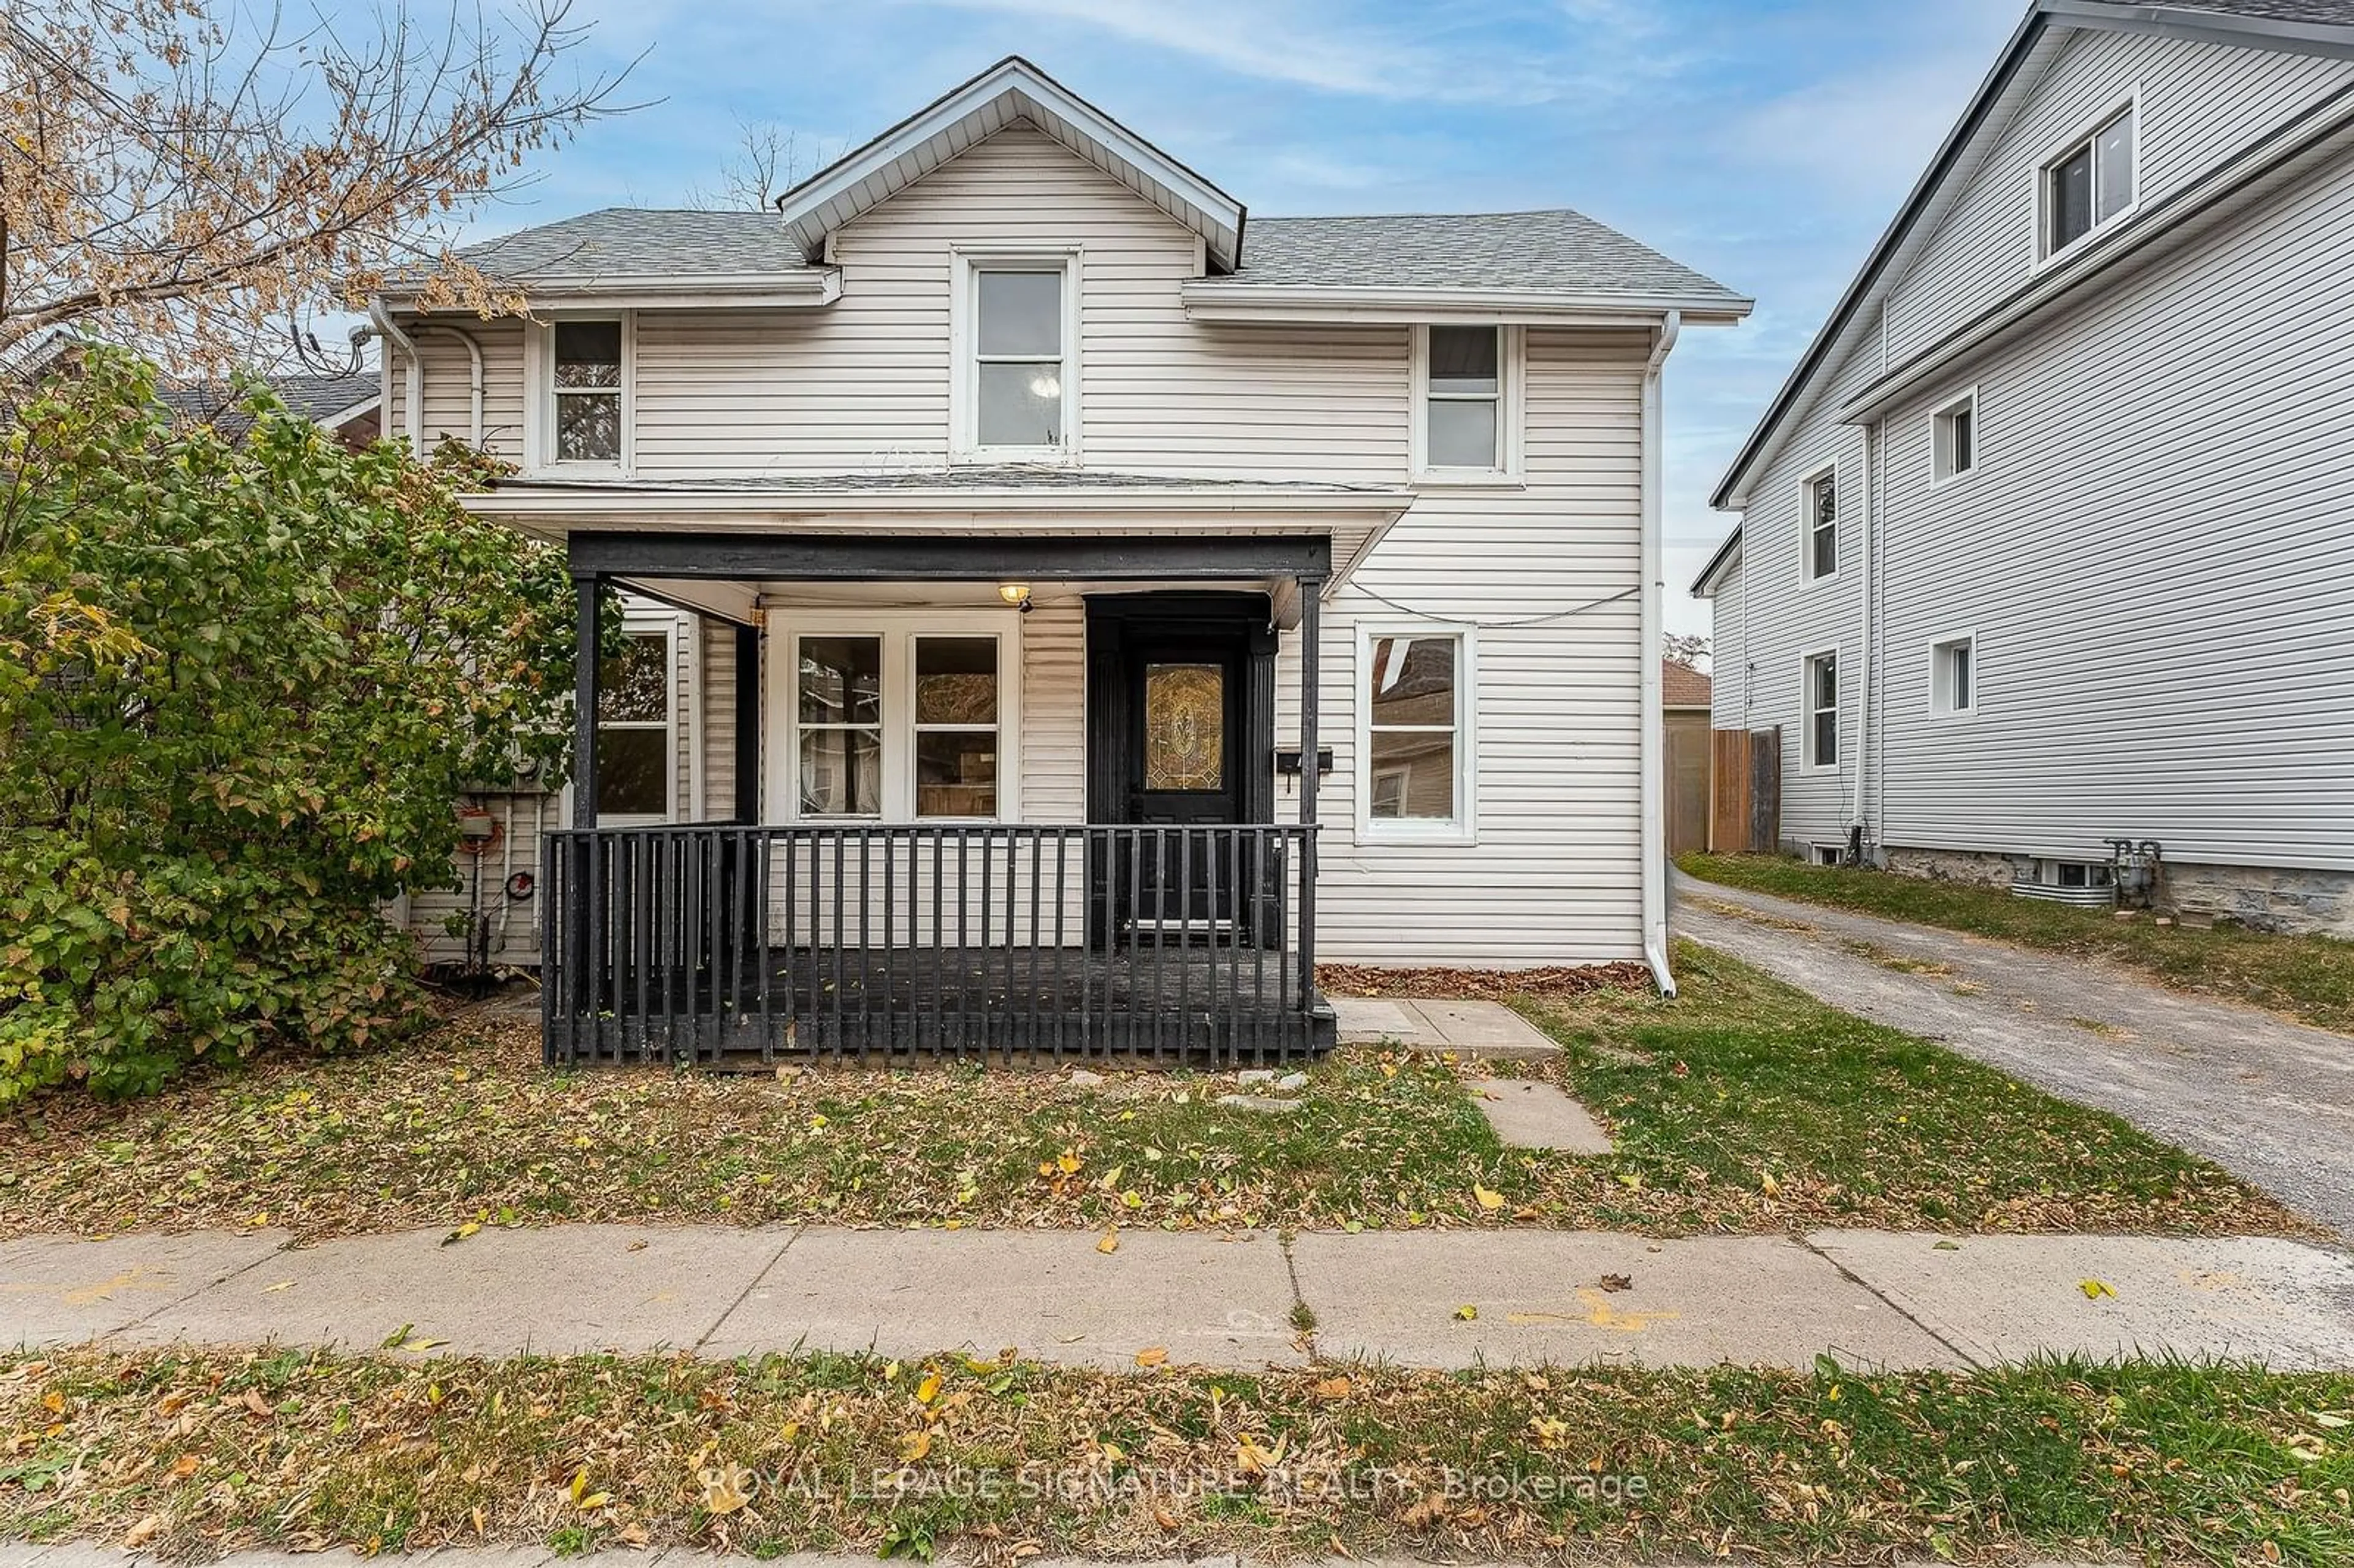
[413,322,484,447]
[373,273,842,313]
[367,300,423,451]
[1639,310,1682,999]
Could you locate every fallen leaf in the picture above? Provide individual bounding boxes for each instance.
[698,1462,754,1515]
[1096,1231,1119,1255]
[1596,1273,1632,1293]
[1472,1184,1506,1211]
[125,1515,164,1548]
[1933,1241,1962,1252]
[1153,1507,1181,1532]
[1454,1304,1479,1321]
[900,1429,933,1461]
[170,1454,200,1480]
[440,1222,482,1247]
[2080,1279,2117,1300]
[241,1388,275,1417]
[1313,1376,1353,1400]
[916,1371,942,1404]
[1135,1346,1169,1368]
[1759,1172,1780,1197]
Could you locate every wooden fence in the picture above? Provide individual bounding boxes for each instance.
[1708,727,1782,853]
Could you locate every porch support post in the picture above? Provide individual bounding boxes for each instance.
[572,570,602,829]
[733,622,761,823]
[1297,576,1325,1012]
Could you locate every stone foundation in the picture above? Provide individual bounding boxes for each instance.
[2161,862,2354,938]
[1874,845,2354,937]
[1881,846,2021,889]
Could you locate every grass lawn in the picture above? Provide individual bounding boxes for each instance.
[1683,851,2354,1035]
[0,943,2298,1240]
[4,1345,2351,1565]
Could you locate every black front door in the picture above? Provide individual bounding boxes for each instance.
[1086,593,1273,940]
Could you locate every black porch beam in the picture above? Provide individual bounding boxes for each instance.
[571,571,601,830]
[733,623,761,823]
[565,531,1334,582]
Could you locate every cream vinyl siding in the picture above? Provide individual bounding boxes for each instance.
[383,318,528,459]
[400,126,1671,967]
[1883,28,2354,367]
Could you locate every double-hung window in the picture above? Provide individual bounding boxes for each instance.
[959,257,1075,460]
[1803,650,1839,771]
[596,622,675,822]
[1360,629,1473,840]
[1804,468,1839,581]
[782,617,1018,821]
[1933,390,1979,484]
[1413,325,1520,479]
[2044,103,2136,258]
[547,319,626,466]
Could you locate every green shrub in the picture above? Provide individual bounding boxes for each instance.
[0,350,576,1100]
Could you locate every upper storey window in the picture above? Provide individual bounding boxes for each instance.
[1412,325,1522,482]
[2044,103,2136,259]
[529,315,632,472]
[956,254,1078,462]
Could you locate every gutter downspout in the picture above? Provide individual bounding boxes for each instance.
[413,322,485,447]
[1640,310,1682,998]
[367,300,424,451]
[1849,418,1877,855]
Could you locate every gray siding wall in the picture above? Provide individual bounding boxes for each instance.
[1707,556,1746,731]
[391,126,1657,966]
[1714,21,2354,878]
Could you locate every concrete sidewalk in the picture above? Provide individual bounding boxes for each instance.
[5,1222,2352,1371]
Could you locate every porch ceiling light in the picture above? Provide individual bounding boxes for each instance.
[997,582,1034,611]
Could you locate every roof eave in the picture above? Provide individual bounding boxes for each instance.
[375,270,841,313]
[1182,281,1753,326]
[2047,0,2354,60]
[460,483,1416,522]
[1690,526,1743,598]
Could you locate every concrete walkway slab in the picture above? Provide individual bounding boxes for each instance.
[704,1227,1303,1369]
[0,1228,288,1348]
[1467,1077,1613,1152]
[118,1224,785,1356]
[1290,1230,1966,1370]
[1331,997,1559,1059]
[1811,1230,2354,1369]
[1676,872,2354,1235]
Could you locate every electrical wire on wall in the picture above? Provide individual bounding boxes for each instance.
[1341,583,1639,630]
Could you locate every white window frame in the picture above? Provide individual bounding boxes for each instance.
[950,248,1083,465]
[522,311,635,475]
[1355,622,1477,845]
[1409,324,1525,485]
[1930,387,1981,487]
[1800,465,1840,585]
[591,609,679,827]
[1930,633,1978,717]
[2035,91,2140,269]
[1800,647,1840,773]
[764,609,1023,824]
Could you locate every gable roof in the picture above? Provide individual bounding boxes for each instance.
[1710,0,2354,511]
[776,56,1247,272]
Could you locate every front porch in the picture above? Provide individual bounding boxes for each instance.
[530,510,1392,1065]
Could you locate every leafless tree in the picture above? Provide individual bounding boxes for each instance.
[0,0,640,376]
[687,116,823,210]
[1664,631,1711,669]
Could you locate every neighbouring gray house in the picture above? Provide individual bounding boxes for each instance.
[365,56,1750,1060]
[1696,0,2354,935]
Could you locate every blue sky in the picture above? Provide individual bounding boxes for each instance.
[481,0,2028,639]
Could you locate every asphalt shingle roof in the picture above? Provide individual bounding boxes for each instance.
[159,372,376,432]
[1232,210,1743,301]
[2098,0,2354,22]
[436,205,1740,302]
[452,209,815,280]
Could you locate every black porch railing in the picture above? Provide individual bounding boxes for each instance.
[541,823,1327,1064]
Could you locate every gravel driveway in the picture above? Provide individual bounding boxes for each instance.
[1675,874,2354,1237]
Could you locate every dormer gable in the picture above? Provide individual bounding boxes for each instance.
[775,56,1246,273]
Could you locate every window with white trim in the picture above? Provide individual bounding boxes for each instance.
[1361,629,1472,839]
[596,623,674,822]
[782,617,1018,821]
[1932,636,1975,715]
[961,259,1073,459]
[1803,468,1839,582]
[1412,325,1520,479]
[550,319,625,464]
[2044,104,2136,257]
[1933,391,1978,484]
[1804,650,1839,770]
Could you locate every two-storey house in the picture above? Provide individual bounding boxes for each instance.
[1699,0,2354,934]
[371,58,1748,1061]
